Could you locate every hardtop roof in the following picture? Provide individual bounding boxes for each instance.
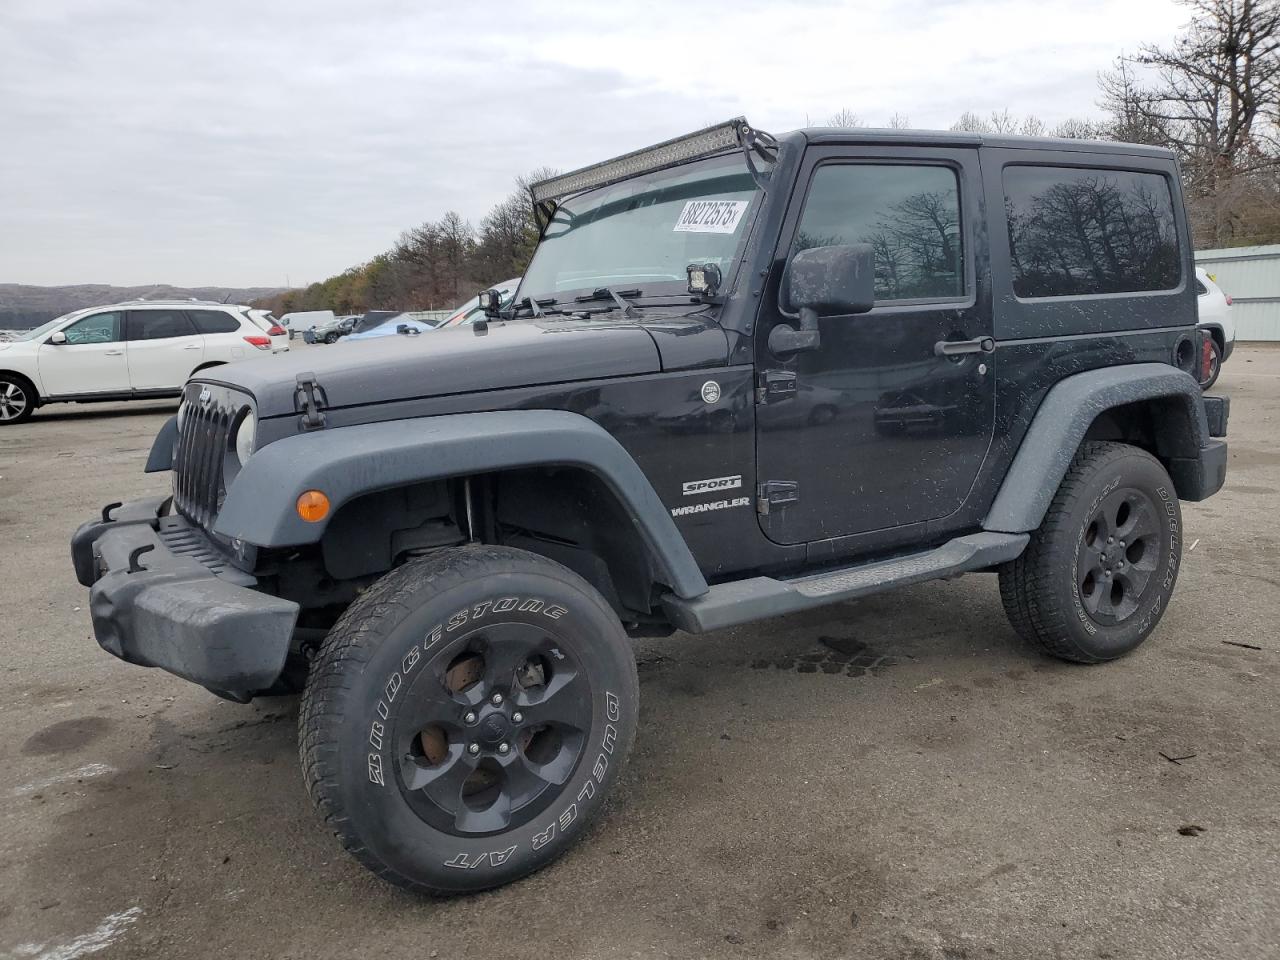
[797,126,1175,159]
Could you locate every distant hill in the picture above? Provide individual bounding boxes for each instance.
[0,283,291,329]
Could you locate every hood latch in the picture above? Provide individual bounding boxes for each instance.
[294,372,328,431]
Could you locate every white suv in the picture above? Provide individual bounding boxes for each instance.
[0,301,288,425]
[1195,266,1235,390]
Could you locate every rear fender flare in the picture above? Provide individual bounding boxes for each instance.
[984,363,1209,533]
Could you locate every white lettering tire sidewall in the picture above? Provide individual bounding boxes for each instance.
[329,569,637,893]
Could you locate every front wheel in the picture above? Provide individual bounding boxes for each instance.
[299,546,638,894]
[999,441,1182,663]
[0,375,35,425]
[324,332,339,344]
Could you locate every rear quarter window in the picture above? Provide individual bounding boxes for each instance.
[1003,165,1180,298]
[188,309,242,334]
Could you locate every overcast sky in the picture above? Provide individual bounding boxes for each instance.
[0,0,1190,288]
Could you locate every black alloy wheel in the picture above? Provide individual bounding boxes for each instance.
[395,621,592,836]
[1075,486,1162,626]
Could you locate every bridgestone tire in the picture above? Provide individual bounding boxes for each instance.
[299,546,638,894]
[998,441,1183,663]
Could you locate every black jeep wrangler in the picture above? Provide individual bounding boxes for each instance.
[72,118,1229,894]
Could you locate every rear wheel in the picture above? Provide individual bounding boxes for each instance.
[299,546,638,894]
[0,374,35,425]
[999,441,1182,663]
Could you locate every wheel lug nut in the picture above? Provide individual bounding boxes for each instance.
[491,693,504,706]
[463,711,477,724]
[512,712,523,723]
[498,742,510,755]
[1107,536,1114,544]
[467,743,480,756]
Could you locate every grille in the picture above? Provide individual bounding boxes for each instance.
[172,382,250,530]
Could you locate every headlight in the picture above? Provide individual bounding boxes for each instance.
[234,410,256,464]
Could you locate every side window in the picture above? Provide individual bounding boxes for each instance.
[792,164,965,303]
[127,310,197,341]
[61,312,122,344]
[1004,166,1180,298]
[188,309,241,334]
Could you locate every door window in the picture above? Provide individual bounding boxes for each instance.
[61,312,122,344]
[188,309,241,334]
[127,310,197,340]
[791,164,965,303]
[1003,166,1180,298]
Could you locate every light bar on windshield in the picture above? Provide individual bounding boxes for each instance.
[530,117,755,204]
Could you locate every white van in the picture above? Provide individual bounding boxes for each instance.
[279,310,336,340]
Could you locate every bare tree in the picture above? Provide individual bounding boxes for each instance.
[828,107,863,127]
[951,110,993,133]
[1099,0,1280,244]
[887,112,911,129]
[1020,115,1048,137]
[1053,117,1111,139]
[988,109,1021,133]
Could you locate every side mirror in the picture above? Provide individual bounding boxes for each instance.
[49,330,67,344]
[477,288,503,319]
[772,244,875,356]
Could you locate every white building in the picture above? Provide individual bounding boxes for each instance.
[1195,244,1280,341]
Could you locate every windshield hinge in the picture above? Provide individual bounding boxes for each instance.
[757,480,799,515]
[755,369,797,404]
[737,122,779,192]
[293,373,328,431]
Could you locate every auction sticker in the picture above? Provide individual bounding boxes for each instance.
[673,199,749,234]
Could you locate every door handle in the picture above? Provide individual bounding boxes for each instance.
[182,343,201,350]
[934,336,994,357]
[104,349,123,356]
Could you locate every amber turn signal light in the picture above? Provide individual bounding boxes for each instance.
[296,490,330,522]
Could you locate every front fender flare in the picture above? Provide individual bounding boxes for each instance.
[213,410,710,600]
[984,363,1213,534]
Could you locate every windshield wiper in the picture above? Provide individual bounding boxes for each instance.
[507,296,563,319]
[574,287,641,319]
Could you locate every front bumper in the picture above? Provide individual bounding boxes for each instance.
[71,497,299,701]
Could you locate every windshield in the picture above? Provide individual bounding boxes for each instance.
[519,153,759,304]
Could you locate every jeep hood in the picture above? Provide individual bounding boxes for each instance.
[205,319,664,417]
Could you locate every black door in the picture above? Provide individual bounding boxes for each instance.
[755,145,994,547]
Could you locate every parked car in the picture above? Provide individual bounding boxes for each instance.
[245,309,291,354]
[344,313,447,341]
[0,300,287,424]
[73,119,1228,894]
[439,277,522,327]
[304,315,359,344]
[279,310,335,340]
[1195,266,1234,389]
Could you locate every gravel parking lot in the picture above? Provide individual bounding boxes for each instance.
[1,345,1277,960]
